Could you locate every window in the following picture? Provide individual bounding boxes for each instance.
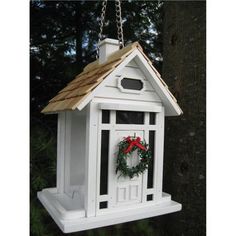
[149,112,156,125]
[147,131,155,188]
[102,110,110,124]
[116,111,144,124]
[147,194,153,201]
[99,201,108,209]
[100,130,109,195]
[120,78,143,91]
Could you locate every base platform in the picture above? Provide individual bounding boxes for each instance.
[38,188,181,233]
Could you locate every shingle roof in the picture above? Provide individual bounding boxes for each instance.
[41,42,142,113]
[41,41,179,114]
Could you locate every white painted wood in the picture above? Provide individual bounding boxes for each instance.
[93,97,162,108]
[76,48,182,116]
[70,110,86,187]
[38,188,85,221]
[133,51,183,116]
[100,124,158,131]
[98,195,109,202]
[126,60,139,68]
[98,38,120,64]
[117,76,146,94]
[84,103,99,217]
[77,50,140,110]
[141,112,149,203]
[95,110,102,215]
[155,107,165,200]
[99,102,162,113]
[106,76,155,92]
[107,110,116,209]
[64,111,72,195]
[38,188,181,233]
[112,130,143,207]
[95,86,161,103]
[57,112,66,194]
[146,188,155,195]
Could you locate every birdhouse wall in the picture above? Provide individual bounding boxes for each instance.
[69,110,86,187]
[94,59,162,104]
[57,110,87,198]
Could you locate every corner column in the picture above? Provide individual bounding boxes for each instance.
[84,102,99,217]
[57,112,66,193]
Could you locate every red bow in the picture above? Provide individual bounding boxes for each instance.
[124,136,146,154]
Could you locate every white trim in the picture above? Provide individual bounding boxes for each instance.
[100,124,158,131]
[64,111,71,195]
[98,38,119,47]
[155,107,165,201]
[141,112,149,203]
[84,103,99,217]
[117,76,145,94]
[77,50,139,111]
[38,188,181,233]
[146,188,155,195]
[98,195,109,202]
[134,51,183,116]
[98,102,162,113]
[95,109,102,215]
[108,110,116,208]
[57,112,66,193]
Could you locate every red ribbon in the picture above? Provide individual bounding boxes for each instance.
[123,136,146,154]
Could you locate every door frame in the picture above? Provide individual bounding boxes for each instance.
[95,101,164,215]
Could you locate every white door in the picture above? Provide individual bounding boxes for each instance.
[111,130,144,207]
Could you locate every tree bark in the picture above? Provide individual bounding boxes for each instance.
[161,1,206,235]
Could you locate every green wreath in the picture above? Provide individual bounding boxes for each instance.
[116,136,152,178]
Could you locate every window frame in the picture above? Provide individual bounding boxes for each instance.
[117,76,145,94]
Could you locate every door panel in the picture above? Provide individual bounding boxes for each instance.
[112,130,144,207]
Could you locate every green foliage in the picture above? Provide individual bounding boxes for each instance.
[30,120,58,236]
[131,219,155,235]
[116,136,151,178]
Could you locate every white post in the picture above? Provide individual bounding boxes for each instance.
[84,102,99,217]
[141,112,149,203]
[155,106,165,201]
[64,112,72,195]
[57,112,66,193]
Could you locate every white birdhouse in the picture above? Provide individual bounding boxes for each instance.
[38,38,183,233]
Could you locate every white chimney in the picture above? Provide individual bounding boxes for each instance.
[98,38,120,64]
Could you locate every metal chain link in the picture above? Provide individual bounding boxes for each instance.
[96,0,124,58]
[115,0,124,48]
[96,0,108,59]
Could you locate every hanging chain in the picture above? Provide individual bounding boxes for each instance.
[96,0,108,59]
[115,0,124,48]
[98,0,108,43]
[96,0,124,58]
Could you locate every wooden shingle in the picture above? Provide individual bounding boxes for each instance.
[41,42,140,113]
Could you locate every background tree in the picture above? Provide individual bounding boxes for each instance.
[30,1,205,235]
[161,1,206,235]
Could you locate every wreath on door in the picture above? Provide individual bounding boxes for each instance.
[116,136,152,178]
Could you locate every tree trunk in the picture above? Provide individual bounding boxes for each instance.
[161,1,206,235]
